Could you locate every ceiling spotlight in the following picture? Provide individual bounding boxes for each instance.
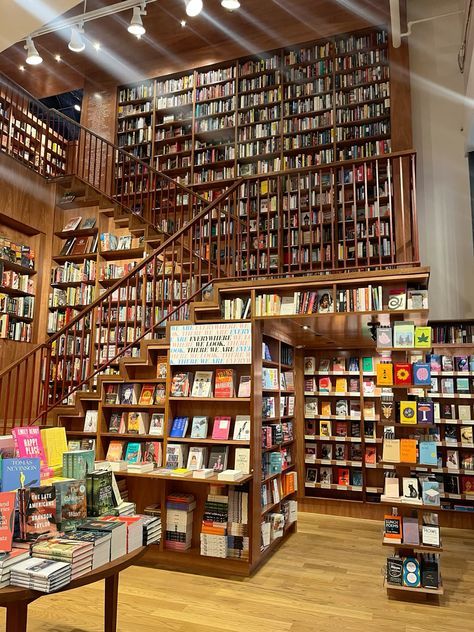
[93,41,101,51]
[54,54,61,62]
[74,104,81,112]
[128,6,146,37]
[24,37,42,65]
[221,0,240,9]
[68,25,85,52]
[19,65,25,72]
[185,0,203,17]
[302,325,309,331]
[180,19,187,27]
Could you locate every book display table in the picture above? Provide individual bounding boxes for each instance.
[0,546,147,632]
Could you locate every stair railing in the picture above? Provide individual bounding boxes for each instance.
[0,180,243,431]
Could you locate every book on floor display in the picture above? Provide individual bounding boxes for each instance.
[1,457,41,491]
[0,491,15,551]
[18,485,58,541]
[12,427,46,464]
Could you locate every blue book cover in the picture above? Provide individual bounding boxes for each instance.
[422,480,440,506]
[1,457,41,491]
[413,363,431,385]
[419,442,438,466]
[124,443,141,463]
[417,400,434,424]
[170,417,188,438]
[269,452,282,474]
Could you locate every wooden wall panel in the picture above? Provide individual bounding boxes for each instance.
[0,152,56,370]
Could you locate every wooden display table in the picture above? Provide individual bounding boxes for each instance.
[0,546,147,632]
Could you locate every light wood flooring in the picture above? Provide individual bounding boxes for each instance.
[2,512,474,632]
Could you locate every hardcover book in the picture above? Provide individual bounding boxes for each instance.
[234,448,251,474]
[1,457,41,491]
[124,442,141,463]
[170,417,189,438]
[238,376,251,398]
[119,383,141,405]
[214,369,235,398]
[400,439,417,463]
[376,327,392,348]
[143,442,162,468]
[384,515,402,542]
[208,446,229,472]
[83,410,98,433]
[233,415,251,441]
[393,321,415,348]
[105,441,124,462]
[419,442,438,466]
[190,416,209,439]
[138,385,156,406]
[0,491,15,551]
[402,477,421,503]
[191,371,214,397]
[186,447,207,471]
[304,357,316,374]
[212,417,231,440]
[394,363,412,386]
[422,480,440,506]
[400,401,417,424]
[414,326,432,348]
[170,373,192,397]
[417,400,434,424]
[376,363,393,386]
[413,363,431,386]
[149,413,165,436]
[12,427,46,464]
[19,485,58,541]
[382,439,400,463]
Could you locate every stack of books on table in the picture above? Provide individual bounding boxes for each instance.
[139,514,161,545]
[127,462,155,474]
[165,493,196,552]
[0,549,30,588]
[10,558,72,593]
[101,516,143,553]
[55,530,112,569]
[113,501,136,516]
[31,539,94,579]
[200,489,228,559]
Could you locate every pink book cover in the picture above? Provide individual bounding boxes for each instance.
[212,417,231,440]
[12,427,46,465]
[0,491,16,552]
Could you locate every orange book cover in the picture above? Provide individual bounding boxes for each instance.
[139,385,155,406]
[376,363,393,386]
[214,369,235,398]
[321,401,331,417]
[400,438,417,463]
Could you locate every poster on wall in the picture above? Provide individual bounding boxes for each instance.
[170,323,252,365]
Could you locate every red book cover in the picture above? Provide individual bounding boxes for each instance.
[394,363,413,385]
[461,476,474,494]
[337,468,350,485]
[0,491,16,552]
[214,369,235,398]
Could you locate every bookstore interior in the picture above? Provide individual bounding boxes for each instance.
[0,0,473,630]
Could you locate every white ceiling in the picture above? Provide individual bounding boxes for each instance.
[0,0,82,52]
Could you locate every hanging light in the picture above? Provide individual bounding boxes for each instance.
[24,37,42,65]
[221,0,240,9]
[68,25,85,53]
[128,6,146,37]
[185,0,203,17]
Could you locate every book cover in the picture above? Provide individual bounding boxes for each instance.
[376,327,392,348]
[400,401,417,424]
[417,400,434,424]
[461,426,473,445]
[365,446,376,464]
[233,415,250,441]
[191,371,214,397]
[441,355,454,371]
[108,413,123,434]
[208,446,229,472]
[319,359,331,372]
[119,383,141,405]
[138,385,156,406]
[124,442,141,463]
[83,410,98,433]
[414,326,432,348]
[402,477,421,503]
[461,476,474,494]
[317,289,333,313]
[362,357,374,372]
[41,428,68,469]
[304,357,316,374]
[382,439,400,463]
[234,448,250,474]
[154,384,166,405]
[165,444,187,469]
[238,376,251,398]
[214,369,235,398]
[335,399,348,417]
[12,427,46,464]
[447,449,459,469]
[394,363,412,386]
[334,445,347,461]
[320,420,331,437]
[393,322,415,348]
[62,216,82,232]
[454,355,469,372]
[335,421,347,437]
[170,373,192,397]
[321,444,332,460]
[105,441,124,462]
[104,384,118,404]
[306,468,317,483]
[335,377,347,393]
[212,417,231,440]
[21,485,58,541]
[262,368,279,391]
[148,413,164,437]
[419,442,438,466]
[1,457,41,491]
[89,471,115,517]
[190,416,209,439]
[0,491,15,551]
[332,357,346,372]
[387,288,406,310]
[71,237,90,255]
[186,447,207,471]
[318,376,331,393]
[170,417,189,438]
[319,467,332,484]
[143,442,162,468]
[413,363,431,386]
[400,439,417,463]
[384,515,402,542]
[320,401,331,417]
[337,468,349,485]
[402,516,420,545]
[349,401,361,419]
[376,363,393,386]
[422,481,440,505]
[427,354,442,372]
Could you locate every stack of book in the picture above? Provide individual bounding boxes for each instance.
[165,493,196,552]
[227,488,249,560]
[78,519,127,561]
[10,557,72,593]
[139,514,161,545]
[17,485,58,542]
[55,530,112,569]
[200,488,228,558]
[0,549,30,588]
[31,539,94,579]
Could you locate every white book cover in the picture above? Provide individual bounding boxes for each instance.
[149,413,165,437]
[10,558,71,578]
[187,446,207,470]
[191,371,213,398]
[83,410,98,433]
[233,415,251,441]
[234,448,250,474]
[190,416,208,439]
[304,357,316,374]
[402,477,421,503]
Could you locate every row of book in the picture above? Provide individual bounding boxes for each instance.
[99,232,144,253]
[305,465,363,487]
[0,314,32,341]
[1,268,34,294]
[305,441,375,463]
[304,397,375,419]
[51,260,97,284]
[200,487,249,560]
[170,370,250,398]
[0,293,35,318]
[261,471,297,510]
[262,367,295,391]
[0,236,35,269]
[261,499,297,549]
[59,235,98,257]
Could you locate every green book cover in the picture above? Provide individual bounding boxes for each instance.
[362,357,374,372]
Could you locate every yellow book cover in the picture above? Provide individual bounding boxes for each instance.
[382,438,400,463]
[414,326,432,348]
[400,401,417,424]
[335,377,347,393]
[40,427,68,468]
[321,401,332,417]
[376,363,393,386]
[400,438,417,463]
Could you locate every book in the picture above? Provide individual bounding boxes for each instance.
[191,371,214,397]
[212,417,231,440]
[233,415,251,441]
[402,477,421,503]
[170,417,189,438]
[304,357,316,374]
[414,326,432,348]
[149,413,165,436]
[419,442,438,466]
[320,420,331,437]
[104,384,118,404]
[319,467,332,484]
[62,216,82,232]
[105,441,124,462]
[83,410,98,433]
[384,515,402,543]
[400,401,417,424]
[413,363,431,386]
[19,485,57,541]
[234,448,251,474]
[387,288,406,310]
[214,369,235,398]
[119,383,141,405]
[400,439,417,463]
[154,384,166,405]
[81,217,96,229]
[186,447,207,471]
[382,439,400,463]
[461,426,473,445]
[422,481,440,505]
[393,321,415,348]
[171,373,192,397]
[108,413,124,434]
[417,400,434,424]
[394,363,412,386]
[238,376,251,398]
[138,385,156,406]
[1,457,41,491]
[262,368,279,390]
[12,427,46,464]
[41,427,68,470]
[0,491,15,551]
[337,468,350,485]
[376,327,392,348]
[208,446,229,472]
[143,442,162,468]
[376,363,393,386]
[190,416,208,439]
[165,444,187,469]
[320,401,331,417]
[124,442,142,463]
[446,449,459,469]
[127,412,149,435]
[402,516,420,545]
[53,479,87,531]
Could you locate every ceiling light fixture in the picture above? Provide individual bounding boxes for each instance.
[180,19,187,27]
[74,104,81,112]
[24,37,42,65]
[221,0,240,10]
[185,0,203,17]
[128,5,146,37]
[68,25,85,52]
[19,65,25,71]
[54,54,61,62]
[93,42,101,51]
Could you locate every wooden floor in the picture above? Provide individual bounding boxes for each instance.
[2,513,474,632]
